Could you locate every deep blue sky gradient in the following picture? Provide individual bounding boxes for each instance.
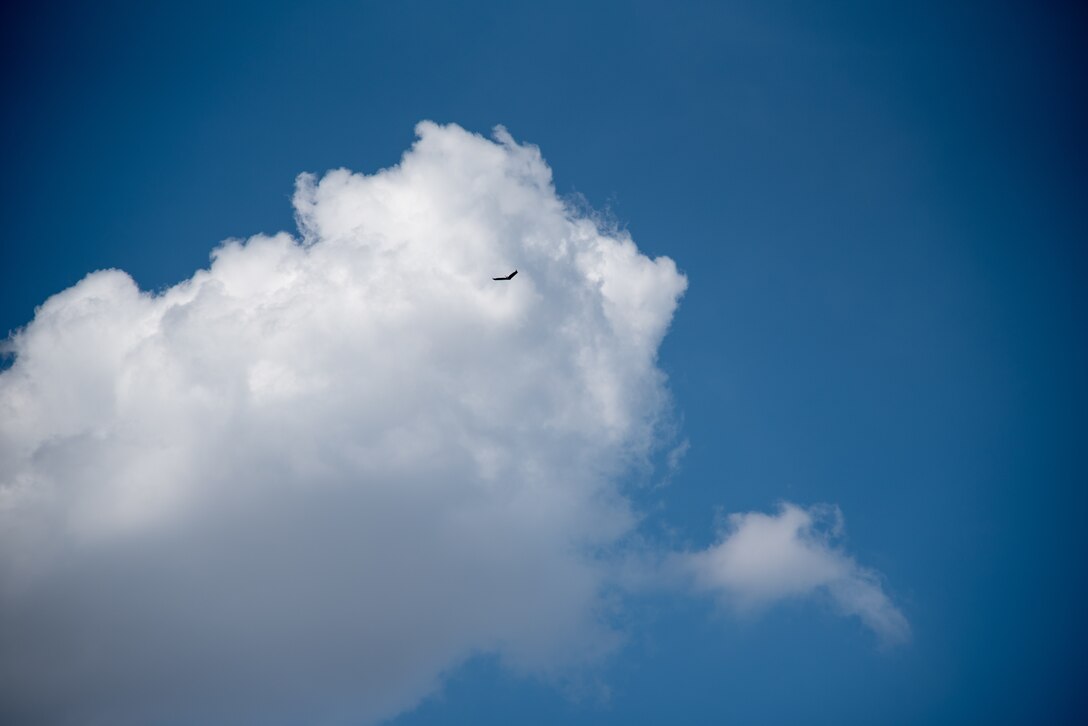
[2,2,1086,723]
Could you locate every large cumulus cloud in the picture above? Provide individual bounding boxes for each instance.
[0,122,685,724]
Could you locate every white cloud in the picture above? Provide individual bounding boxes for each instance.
[681,503,910,645]
[0,122,686,725]
[0,122,911,725]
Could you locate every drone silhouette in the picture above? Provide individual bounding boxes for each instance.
[492,270,518,281]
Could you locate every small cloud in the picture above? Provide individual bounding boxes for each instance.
[681,503,910,645]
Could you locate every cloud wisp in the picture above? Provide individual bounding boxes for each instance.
[681,503,911,645]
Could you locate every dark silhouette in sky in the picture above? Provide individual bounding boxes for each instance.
[492,270,517,281]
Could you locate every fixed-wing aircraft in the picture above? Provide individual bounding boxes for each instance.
[492,270,518,281]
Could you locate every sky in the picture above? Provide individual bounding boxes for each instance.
[1,1,1086,724]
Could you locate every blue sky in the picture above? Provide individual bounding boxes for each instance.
[1,1,1086,723]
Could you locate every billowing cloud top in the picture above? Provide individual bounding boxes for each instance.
[0,122,686,724]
